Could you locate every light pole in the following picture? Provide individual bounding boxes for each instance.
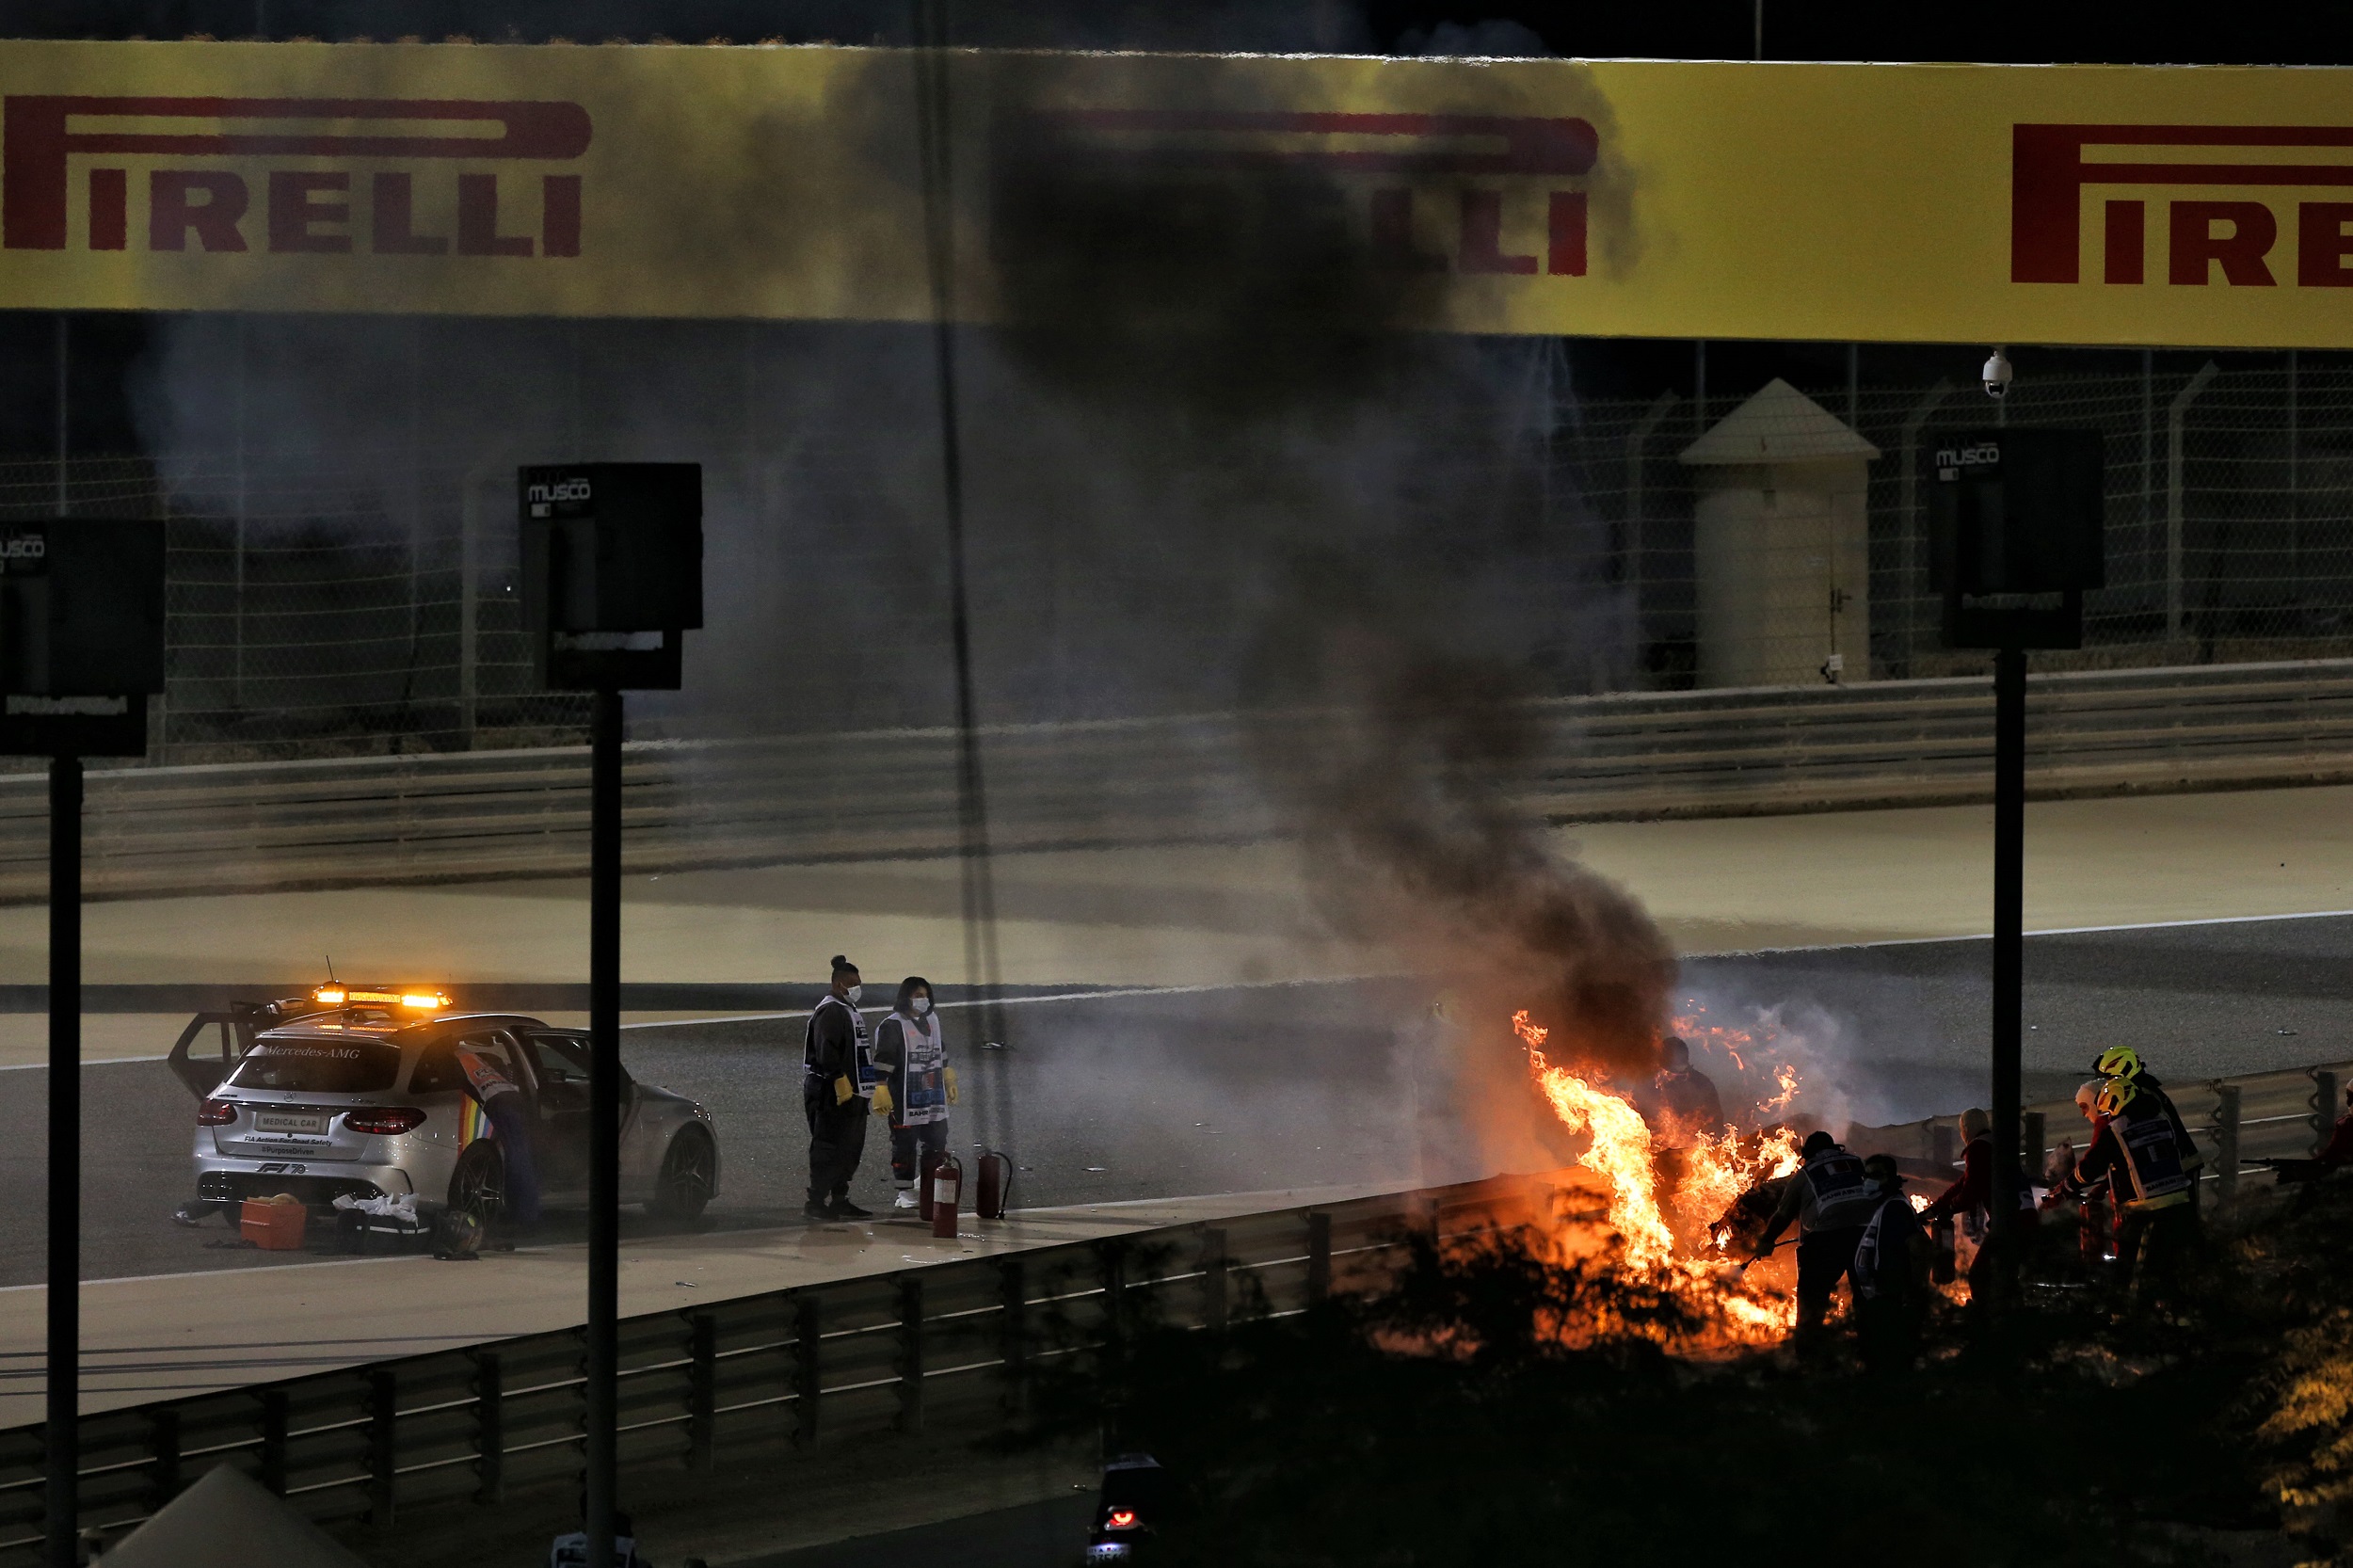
[0,520,168,1567]
[521,464,702,1568]
[1929,427,2105,1298]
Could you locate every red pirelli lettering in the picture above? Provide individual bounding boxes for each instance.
[150,171,247,252]
[2013,122,2353,284]
[3,94,591,251]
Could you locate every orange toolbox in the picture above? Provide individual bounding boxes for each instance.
[240,1196,309,1251]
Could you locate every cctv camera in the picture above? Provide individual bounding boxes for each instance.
[1982,348,2013,400]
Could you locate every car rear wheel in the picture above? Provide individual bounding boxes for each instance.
[649,1128,715,1223]
[448,1142,506,1223]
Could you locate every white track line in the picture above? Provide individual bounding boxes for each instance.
[1726,904,2353,957]
[0,1053,164,1073]
[5,907,2350,1050]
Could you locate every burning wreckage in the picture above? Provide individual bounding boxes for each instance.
[1498,1007,1864,1345]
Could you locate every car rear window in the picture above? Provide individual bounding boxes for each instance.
[224,1039,401,1095]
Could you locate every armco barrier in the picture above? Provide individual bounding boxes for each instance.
[5,657,2353,902]
[1858,1060,2353,1190]
[0,1176,1547,1562]
[4,1062,2343,1560]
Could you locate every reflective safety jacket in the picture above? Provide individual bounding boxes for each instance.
[1851,1190,1929,1301]
[803,993,874,1098]
[2059,1098,2193,1212]
[2139,1075,2206,1175]
[456,1049,520,1104]
[873,1011,949,1128]
[1764,1145,1882,1243]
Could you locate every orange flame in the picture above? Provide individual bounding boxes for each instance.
[1672,1005,1805,1124]
[1511,1011,1795,1342]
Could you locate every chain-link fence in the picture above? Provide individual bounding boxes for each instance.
[0,455,588,763]
[6,349,2349,763]
[1578,355,2353,685]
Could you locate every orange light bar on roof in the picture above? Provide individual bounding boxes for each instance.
[312,984,449,1012]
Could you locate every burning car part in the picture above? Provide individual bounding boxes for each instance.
[1512,1010,1802,1341]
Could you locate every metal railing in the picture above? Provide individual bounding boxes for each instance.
[1860,1060,2353,1189]
[0,1176,1540,1562]
[1,658,2351,902]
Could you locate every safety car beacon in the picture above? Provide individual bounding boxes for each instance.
[930,1152,962,1239]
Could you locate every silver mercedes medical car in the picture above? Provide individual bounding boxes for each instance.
[168,991,718,1223]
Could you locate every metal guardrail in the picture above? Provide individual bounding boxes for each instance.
[2,657,2353,902]
[0,1176,1545,1563]
[1859,1060,2353,1190]
[5,1051,2342,1559]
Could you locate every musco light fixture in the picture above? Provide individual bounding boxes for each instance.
[520,463,703,690]
[1929,428,2105,648]
[1928,426,2105,1303]
[0,519,167,756]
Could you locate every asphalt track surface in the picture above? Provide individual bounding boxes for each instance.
[734,1496,1101,1568]
[2,912,2348,1289]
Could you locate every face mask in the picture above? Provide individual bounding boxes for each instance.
[843,984,863,1004]
[913,997,932,1016]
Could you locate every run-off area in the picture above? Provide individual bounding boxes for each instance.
[0,909,2345,1289]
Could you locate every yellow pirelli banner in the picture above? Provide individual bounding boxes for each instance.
[4,40,2353,346]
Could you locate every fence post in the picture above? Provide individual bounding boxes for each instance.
[2021,1111,2046,1186]
[687,1312,717,1468]
[896,1277,924,1434]
[2167,360,2219,640]
[2212,1082,2242,1202]
[1098,1241,1128,1362]
[1200,1228,1228,1334]
[457,446,510,749]
[365,1368,396,1528]
[472,1352,504,1505]
[1305,1211,1333,1305]
[259,1388,288,1496]
[146,1408,180,1517]
[2315,1070,2342,1156]
[999,1258,1028,1417]
[1897,378,1957,667]
[792,1295,821,1448]
[1625,390,1678,648]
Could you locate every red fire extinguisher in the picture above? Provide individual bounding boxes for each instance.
[930,1152,963,1239]
[918,1147,946,1223]
[974,1150,1013,1220]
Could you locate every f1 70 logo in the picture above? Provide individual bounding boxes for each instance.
[2,95,591,257]
[2013,123,2353,287]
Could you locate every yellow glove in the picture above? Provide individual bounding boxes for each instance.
[871,1082,894,1118]
[832,1076,853,1107]
[945,1067,959,1106]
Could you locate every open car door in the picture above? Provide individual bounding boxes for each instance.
[165,1000,320,1098]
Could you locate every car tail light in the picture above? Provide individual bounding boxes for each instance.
[196,1098,237,1127]
[344,1108,426,1136]
[1103,1509,1140,1531]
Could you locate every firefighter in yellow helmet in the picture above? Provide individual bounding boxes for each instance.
[2045,1073,2197,1304]
[2089,1046,2205,1192]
